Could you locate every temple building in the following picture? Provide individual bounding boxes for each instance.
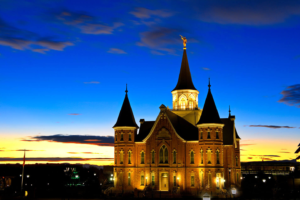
[113,43,241,195]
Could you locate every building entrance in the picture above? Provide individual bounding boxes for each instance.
[160,173,169,191]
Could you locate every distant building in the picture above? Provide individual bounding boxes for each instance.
[113,46,241,194]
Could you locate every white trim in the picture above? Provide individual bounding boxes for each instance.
[197,123,224,128]
[186,141,198,143]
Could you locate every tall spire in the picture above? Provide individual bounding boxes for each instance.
[208,77,211,89]
[228,105,231,117]
[172,49,197,91]
[197,80,222,124]
[113,85,138,128]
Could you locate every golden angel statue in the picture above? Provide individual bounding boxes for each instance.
[180,35,187,48]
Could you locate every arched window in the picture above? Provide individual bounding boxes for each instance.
[151,150,155,164]
[216,130,219,139]
[120,133,124,141]
[120,150,124,164]
[173,150,177,164]
[151,171,155,186]
[175,102,178,110]
[200,171,204,187]
[141,172,144,186]
[207,148,212,164]
[200,131,203,139]
[200,149,204,164]
[128,151,132,164]
[236,173,239,184]
[207,131,211,139]
[129,133,132,141]
[159,145,168,164]
[190,151,195,164]
[191,172,195,187]
[189,101,193,109]
[216,149,220,164]
[179,95,187,110]
[141,151,145,164]
[208,172,212,188]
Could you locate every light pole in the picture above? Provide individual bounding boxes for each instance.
[228,168,231,188]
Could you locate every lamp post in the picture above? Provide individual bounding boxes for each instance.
[228,169,231,187]
[177,177,179,187]
[146,177,148,186]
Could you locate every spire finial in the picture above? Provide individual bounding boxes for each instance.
[229,105,231,117]
[125,84,128,94]
[180,35,187,49]
[208,78,211,89]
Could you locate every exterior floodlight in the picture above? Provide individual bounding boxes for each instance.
[290,167,295,172]
[203,193,211,200]
[240,177,243,180]
[110,178,112,181]
[47,183,49,185]
[111,174,113,177]
[262,179,266,183]
[177,177,179,180]
[20,174,22,177]
[232,188,237,195]
[255,176,257,178]
[94,173,96,176]
[27,175,30,178]
[268,177,271,179]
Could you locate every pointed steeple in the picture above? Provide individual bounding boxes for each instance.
[172,49,197,91]
[197,79,222,124]
[228,105,231,117]
[113,85,139,128]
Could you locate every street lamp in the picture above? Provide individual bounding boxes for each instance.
[232,188,237,198]
[262,179,266,183]
[146,177,148,186]
[255,176,257,179]
[268,177,271,179]
[290,166,295,191]
[177,177,179,187]
[228,169,231,186]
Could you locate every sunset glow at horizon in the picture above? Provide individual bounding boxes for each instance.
[1,0,300,166]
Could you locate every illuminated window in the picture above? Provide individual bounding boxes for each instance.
[173,150,176,164]
[200,149,204,164]
[128,151,131,164]
[159,145,168,164]
[180,100,186,109]
[191,174,195,187]
[151,150,155,164]
[190,151,195,164]
[141,175,144,186]
[175,102,178,110]
[120,150,124,164]
[151,172,155,186]
[141,152,145,164]
[189,101,193,109]
[207,148,212,164]
[120,133,124,141]
[216,149,220,164]
[129,133,132,141]
[207,131,211,139]
[216,174,220,189]
[128,173,131,186]
[200,131,203,139]
[200,171,204,187]
[216,131,219,139]
[173,175,176,186]
[208,173,212,188]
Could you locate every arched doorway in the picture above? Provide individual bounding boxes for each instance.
[159,172,169,191]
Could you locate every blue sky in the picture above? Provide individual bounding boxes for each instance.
[0,0,300,164]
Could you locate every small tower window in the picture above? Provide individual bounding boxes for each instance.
[120,150,124,164]
[200,171,204,187]
[200,131,203,139]
[128,173,131,186]
[236,156,238,167]
[115,152,117,164]
[207,148,212,164]
[190,151,195,164]
[208,173,212,188]
[120,133,124,141]
[129,133,132,141]
[216,131,219,139]
[216,149,220,164]
[173,175,176,186]
[151,172,155,186]
[191,174,195,187]
[175,102,178,110]
[115,133,117,141]
[200,149,204,164]
[189,101,193,109]
[141,152,145,164]
[141,174,144,186]
[207,131,211,139]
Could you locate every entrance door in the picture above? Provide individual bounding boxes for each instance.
[160,173,169,191]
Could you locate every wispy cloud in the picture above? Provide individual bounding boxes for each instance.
[278,84,300,108]
[202,67,210,70]
[68,113,81,115]
[107,48,127,54]
[83,81,100,84]
[22,134,114,147]
[130,8,174,19]
[0,157,113,162]
[278,151,291,153]
[248,125,296,129]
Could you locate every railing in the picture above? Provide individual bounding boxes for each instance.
[171,107,199,111]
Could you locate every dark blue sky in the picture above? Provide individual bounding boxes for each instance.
[0,0,300,164]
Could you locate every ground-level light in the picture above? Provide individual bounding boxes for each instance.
[262,179,266,183]
[232,188,237,195]
[268,177,271,179]
[203,193,210,200]
[255,176,257,178]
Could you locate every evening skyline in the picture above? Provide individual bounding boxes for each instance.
[1,0,300,165]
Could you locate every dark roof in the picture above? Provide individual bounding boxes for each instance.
[236,129,241,139]
[221,118,234,145]
[172,49,197,91]
[197,88,222,124]
[136,121,155,141]
[113,92,138,128]
[295,147,300,154]
[165,110,198,140]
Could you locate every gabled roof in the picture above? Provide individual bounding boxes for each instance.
[172,49,197,91]
[197,85,222,124]
[113,90,138,128]
[136,121,155,142]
